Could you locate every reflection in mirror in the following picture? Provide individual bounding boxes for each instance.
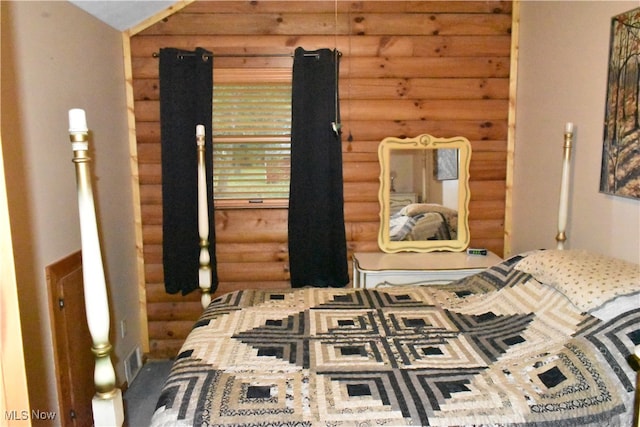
[378,134,471,253]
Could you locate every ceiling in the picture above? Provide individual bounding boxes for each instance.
[68,0,177,31]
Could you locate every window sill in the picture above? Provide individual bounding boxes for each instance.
[214,199,289,209]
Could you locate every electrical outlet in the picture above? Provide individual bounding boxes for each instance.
[120,319,127,339]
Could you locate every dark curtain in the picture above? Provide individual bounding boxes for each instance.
[159,47,218,295]
[288,47,349,288]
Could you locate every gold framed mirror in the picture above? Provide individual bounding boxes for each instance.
[378,134,471,253]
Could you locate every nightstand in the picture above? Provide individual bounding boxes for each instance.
[352,251,502,288]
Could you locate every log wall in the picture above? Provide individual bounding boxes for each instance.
[128,0,515,357]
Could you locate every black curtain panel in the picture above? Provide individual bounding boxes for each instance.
[288,47,349,288]
[159,47,218,295]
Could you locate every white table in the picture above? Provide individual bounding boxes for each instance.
[352,251,502,288]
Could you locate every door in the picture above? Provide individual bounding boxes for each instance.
[47,251,94,427]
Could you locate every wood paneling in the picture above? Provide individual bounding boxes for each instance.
[129,0,514,358]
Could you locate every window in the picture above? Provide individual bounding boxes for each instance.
[212,69,292,208]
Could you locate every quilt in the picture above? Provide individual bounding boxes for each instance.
[390,203,458,241]
[390,212,453,241]
[151,254,639,426]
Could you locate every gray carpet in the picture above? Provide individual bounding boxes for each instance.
[124,359,173,427]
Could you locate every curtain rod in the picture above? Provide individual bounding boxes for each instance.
[152,51,341,59]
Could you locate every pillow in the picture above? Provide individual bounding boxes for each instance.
[514,249,640,312]
[399,203,457,218]
[590,293,640,321]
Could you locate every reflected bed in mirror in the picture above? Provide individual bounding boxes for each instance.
[378,134,471,253]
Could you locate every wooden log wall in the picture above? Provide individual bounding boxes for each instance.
[129,0,514,357]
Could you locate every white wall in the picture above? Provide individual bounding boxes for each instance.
[1,1,140,421]
[513,0,640,264]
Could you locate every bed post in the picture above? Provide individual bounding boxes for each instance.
[635,346,640,427]
[556,122,573,250]
[197,124,212,308]
[68,109,124,427]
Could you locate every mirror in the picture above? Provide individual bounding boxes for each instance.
[378,134,471,253]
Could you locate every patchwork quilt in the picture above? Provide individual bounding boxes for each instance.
[150,255,639,426]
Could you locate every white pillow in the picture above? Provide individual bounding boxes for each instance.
[514,249,640,312]
[590,293,640,321]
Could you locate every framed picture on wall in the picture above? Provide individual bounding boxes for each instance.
[434,149,458,181]
[600,7,640,199]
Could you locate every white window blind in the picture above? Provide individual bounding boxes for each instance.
[212,78,292,206]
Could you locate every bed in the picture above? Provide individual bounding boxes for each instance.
[149,248,639,426]
[63,103,640,427]
[147,126,640,426]
[390,203,458,241]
